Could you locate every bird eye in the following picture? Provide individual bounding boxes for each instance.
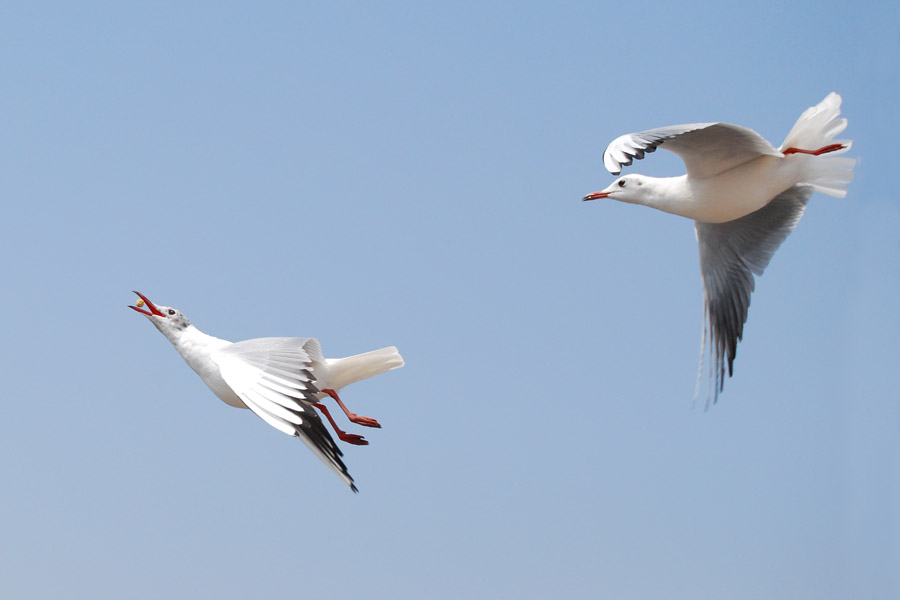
[168,309,176,316]
[618,179,626,187]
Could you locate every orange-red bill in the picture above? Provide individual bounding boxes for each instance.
[582,191,611,202]
[129,291,164,317]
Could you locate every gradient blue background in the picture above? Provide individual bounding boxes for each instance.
[1,2,897,598]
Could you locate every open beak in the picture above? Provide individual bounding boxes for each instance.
[582,191,611,202]
[129,291,165,317]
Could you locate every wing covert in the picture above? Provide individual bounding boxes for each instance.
[604,122,780,178]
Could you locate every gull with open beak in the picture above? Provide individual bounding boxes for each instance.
[582,93,855,403]
[129,291,404,491]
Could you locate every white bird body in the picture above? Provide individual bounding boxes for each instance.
[612,158,799,223]
[130,292,404,491]
[686,155,803,222]
[583,92,855,402]
[162,324,401,410]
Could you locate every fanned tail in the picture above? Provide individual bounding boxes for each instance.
[780,92,856,198]
[801,154,856,198]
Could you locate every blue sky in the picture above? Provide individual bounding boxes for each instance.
[1,2,897,598]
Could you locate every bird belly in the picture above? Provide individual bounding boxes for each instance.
[688,155,800,223]
[203,372,247,408]
[186,356,248,409]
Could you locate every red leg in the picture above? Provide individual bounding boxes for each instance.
[312,403,368,446]
[782,143,846,156]
[321,388,381,429]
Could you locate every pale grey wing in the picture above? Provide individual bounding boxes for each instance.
[604,122,780,178]
[694,185,812,404]
[211,337,356,492]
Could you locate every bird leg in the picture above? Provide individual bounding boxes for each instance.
[312,403,369,446]
[321,388,382,429]
[782,143,846,156]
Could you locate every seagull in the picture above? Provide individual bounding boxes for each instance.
[582,92,855,403]
[129,291,404,491]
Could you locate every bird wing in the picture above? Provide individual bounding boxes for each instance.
[694,185,812,404]
[603,122,780,178]
[210,336,356,491]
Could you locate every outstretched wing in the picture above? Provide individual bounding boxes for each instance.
[211,337,356,491]
[694,185,812,404]
[604,122,780,178]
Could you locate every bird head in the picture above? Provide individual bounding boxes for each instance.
[582,175,648,204]
[129,291,192,339]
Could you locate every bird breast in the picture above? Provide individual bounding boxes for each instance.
[198,366,247,408]
[173,330,248,409]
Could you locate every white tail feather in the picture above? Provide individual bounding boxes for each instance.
[801,154,856,198]
[781,92,846,149]
[781,92,856,199]
[324,346,404,391]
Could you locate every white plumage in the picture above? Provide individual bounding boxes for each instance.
[583,93,855,403]
[130,291,404,491]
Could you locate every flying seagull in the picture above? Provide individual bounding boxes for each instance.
[583,92,855,403]
[129,291,404,491]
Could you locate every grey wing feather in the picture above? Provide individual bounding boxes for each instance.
[694,185,812,404]
[214,337,357,491]
[603,123,714,175]
[604,122,780,178]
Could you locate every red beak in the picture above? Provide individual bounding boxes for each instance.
[129,291,165,317]
[582,191,611,202]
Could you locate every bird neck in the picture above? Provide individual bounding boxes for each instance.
[167,325,231,362]
[628,175,694,217]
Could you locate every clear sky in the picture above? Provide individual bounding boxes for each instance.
[1,2,897,598]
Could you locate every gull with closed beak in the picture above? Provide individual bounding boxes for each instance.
[129,291,404,491]
[583,92,855,403]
